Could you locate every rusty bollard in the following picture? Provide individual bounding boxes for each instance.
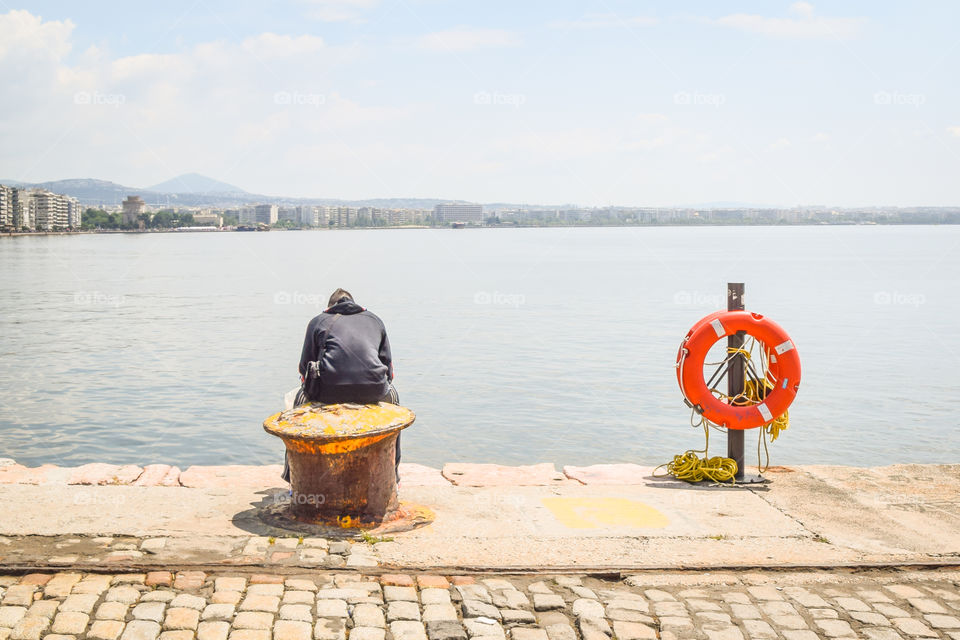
[263,402,415,528]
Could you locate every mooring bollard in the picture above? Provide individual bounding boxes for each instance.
[263,402,415,528]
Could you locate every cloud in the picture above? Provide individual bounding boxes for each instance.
[300,0,377,23]
[0,9,398,191]
[717,3,863,39]
[635,113,668,123]
[767,138,791,151]
[789,2,815,18]
[547,14,659,30]
[812,132,830,142]
[0,9,74,60]
[417,28,520,52]
[242,33,325,58]
[948,126,960,137]
[111,53,191,80]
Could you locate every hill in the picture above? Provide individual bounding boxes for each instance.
[147,173,247,194]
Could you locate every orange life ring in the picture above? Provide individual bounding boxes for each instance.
[676,310,801,430]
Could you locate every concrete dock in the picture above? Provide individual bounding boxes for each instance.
[0,461,957,572]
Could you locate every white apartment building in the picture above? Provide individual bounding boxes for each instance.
[254,204,278,224]
[433,203,484,224]
[0,186,80,230]
[67,197,81,228]
[296,205,327,227]
[0,185,12,227]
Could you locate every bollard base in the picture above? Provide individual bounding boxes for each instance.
[258,499,434,539]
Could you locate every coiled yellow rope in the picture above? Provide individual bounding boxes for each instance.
[654,423,739,482]
[658,342,789,483]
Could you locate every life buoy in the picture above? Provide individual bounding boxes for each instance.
[676,310,801,430]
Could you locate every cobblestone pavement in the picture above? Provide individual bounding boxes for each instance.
[1,570,959,640]
[0,536,374,570]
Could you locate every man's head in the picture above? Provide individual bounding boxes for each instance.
[328,288,354,307]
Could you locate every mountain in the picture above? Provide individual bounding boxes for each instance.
[35,179,138,205]
[147,173,247,194]
[3,175,477,209]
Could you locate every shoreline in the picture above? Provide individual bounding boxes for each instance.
[3,220,960,238]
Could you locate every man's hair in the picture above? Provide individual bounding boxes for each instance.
[328,288,354,307]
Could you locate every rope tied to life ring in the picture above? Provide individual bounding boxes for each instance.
[655,311,800,483]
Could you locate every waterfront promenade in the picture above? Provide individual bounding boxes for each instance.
[1,461,958,639]
[0,461,957,571]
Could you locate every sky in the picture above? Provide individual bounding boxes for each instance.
[1,1,958,207]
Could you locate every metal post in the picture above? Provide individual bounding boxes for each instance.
[726,282,766,484]
[726,283,745,479]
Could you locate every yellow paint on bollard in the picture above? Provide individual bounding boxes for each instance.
[541,497,670,529]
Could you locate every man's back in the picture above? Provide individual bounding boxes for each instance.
[299,298,393,404]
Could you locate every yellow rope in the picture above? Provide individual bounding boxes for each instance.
[660,342,789,483]
[653,422,738,483]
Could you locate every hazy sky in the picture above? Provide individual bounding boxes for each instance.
[1,1,958,206]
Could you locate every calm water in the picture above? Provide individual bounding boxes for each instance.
[1,226,958,470]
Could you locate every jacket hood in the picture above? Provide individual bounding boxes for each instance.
[326,300,365,315]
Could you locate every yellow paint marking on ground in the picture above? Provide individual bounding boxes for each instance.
[541,497,670,529]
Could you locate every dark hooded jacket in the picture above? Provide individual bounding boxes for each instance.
[298,300,393,403]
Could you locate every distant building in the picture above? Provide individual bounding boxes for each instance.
[0,185,13,228]
[278,207,297,222]
[12,188,32,229]
[434,203,483,224]
[254,204,278,224]
[122,195,146,226]
[238,207,256,224]
[329,207,355,227]
[30,190,61,230]
[296,205,324,227]
[66,197,81,229]
[193,212,222,227]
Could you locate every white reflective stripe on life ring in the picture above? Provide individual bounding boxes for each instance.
[775,339,795,355]
[757,403,773,422]
[710,319,725,338]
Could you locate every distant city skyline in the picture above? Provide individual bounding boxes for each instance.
[2,2,959,207]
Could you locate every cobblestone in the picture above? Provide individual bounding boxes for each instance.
[10,616,49,640]
[120,620,160,640]
[352,603,386,628]
[461,601,499,620]
[49,613,88,635]
[2,588,36,608]
[273,620,311,640]
[96,603,129,621]
[131,603,166,623]
[197,621,229,640]
[0,569,956,640]
[462,619,504,640]
[232,613,273,630]
[313,618,346,640]
[425,620,466,640]
[60,596,99,615]
[88,620,125,640]
[388,601,422,622]
[391,621,427,640]
[0,607,27,628]
[162,608,199,631]
[532,595,564,612]
[24,603,56,621]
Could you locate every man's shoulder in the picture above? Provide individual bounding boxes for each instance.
[359,309,386,327]
[307,312,334,328]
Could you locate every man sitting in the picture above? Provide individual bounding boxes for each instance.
[282,288,399,483]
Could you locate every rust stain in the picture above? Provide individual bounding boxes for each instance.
[263,402,415,443]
